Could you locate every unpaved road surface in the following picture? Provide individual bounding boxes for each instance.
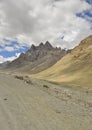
[0,73,92,130]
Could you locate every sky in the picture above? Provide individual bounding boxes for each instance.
[0,0,92,63]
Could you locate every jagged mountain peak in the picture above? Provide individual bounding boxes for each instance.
[5,41,69,73]
[28,41,53,52]
[45,41,53,49]
[45,41,51,45]
[31,44,36,50]
[39,42,44,46]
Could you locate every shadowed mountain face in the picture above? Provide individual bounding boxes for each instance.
[5,41,69,74]
[33,35,92,88]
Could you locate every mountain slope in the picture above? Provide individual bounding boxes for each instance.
[5,41,68,74]
[32,35,92,88]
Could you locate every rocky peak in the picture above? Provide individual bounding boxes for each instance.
[31,44,36,50]
[44,41,53,50]
[39,42,44,47]
[28,41,53,52]
[5,40,70,72]
[45,41,52,47]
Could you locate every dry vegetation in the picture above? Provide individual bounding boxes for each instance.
[32,36,92,88]
[15,75,33,85]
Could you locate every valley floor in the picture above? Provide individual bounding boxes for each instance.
[0,72,92,130]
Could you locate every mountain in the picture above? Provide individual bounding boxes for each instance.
[32,35,92,88]
[0,61,10,68]
[5,41,69,74]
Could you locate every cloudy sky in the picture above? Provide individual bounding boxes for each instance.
[0,0,92,63]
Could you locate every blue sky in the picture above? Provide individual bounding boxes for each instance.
[85,0,92,4]
[0,39,30,63]
[0,0,92,63]
[0,44,29,58]
[0,40,29,57]
[76,10,92,23]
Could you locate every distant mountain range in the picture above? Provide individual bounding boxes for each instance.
[0,61,10,68]
[33,35,92,88]
[3,41,70,73]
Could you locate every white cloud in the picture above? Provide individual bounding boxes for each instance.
[0,53,21,63]
[4,46,14,52]
[0,0,91,49]
[0,56,6,63]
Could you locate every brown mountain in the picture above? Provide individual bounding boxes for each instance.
[33,35,92,88]
[5,41,69,74]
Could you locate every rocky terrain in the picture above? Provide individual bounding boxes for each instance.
[4,41,69,74]
[0,72,92,130]
[33,35,92,88]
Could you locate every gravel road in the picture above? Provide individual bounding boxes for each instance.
[0,73,92,130]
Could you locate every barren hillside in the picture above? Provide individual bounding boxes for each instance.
[32,35,92,88]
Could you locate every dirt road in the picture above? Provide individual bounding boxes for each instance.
[0,73,92,130]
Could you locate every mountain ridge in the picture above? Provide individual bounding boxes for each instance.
[32,35,92,88]
[4,41,69,74]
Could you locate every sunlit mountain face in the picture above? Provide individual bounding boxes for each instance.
[32,35,92,88]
